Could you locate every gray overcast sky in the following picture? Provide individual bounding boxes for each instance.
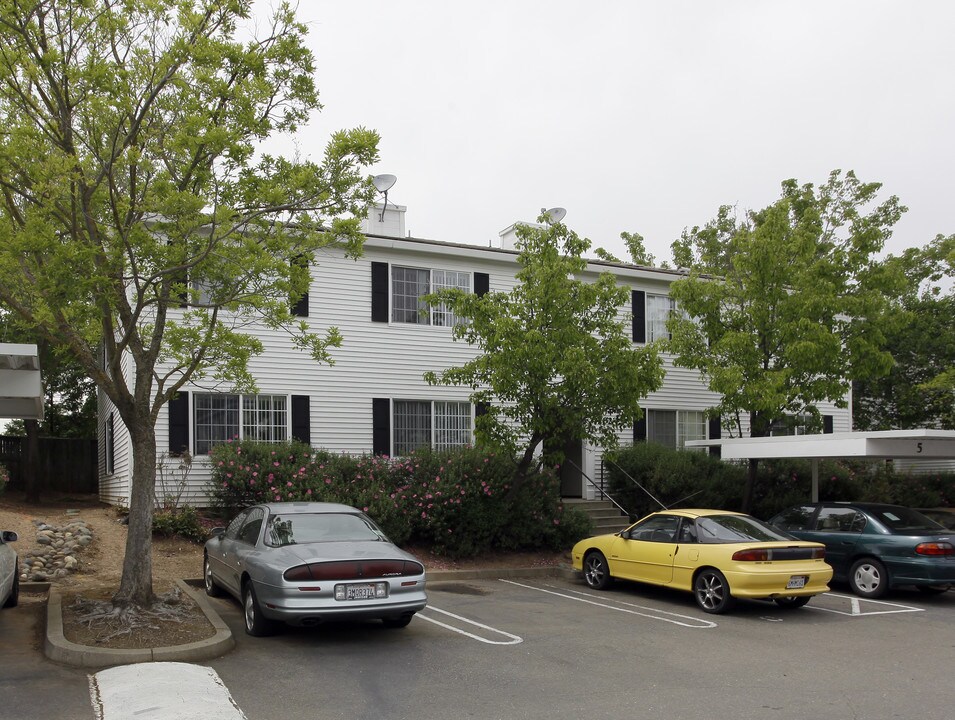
[282,1,952,263]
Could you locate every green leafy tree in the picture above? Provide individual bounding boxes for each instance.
[668,170,907,510]
[0,0,379,607]
[854,234,955,429]
[424,214,665,479]
[594,230,659,267]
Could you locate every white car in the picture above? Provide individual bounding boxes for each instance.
[0,530,18,609]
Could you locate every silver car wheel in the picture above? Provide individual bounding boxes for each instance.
[849,558,888,598]
[203,555,222,597]
[243,582,276,637]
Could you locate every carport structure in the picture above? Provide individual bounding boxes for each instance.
[687,430,955,501]
[0,343,43,421]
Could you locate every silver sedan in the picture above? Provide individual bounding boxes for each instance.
[204,502,427,636]
[1,529,18,610]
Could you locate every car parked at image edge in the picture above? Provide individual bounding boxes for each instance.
[0,528,18,610]
[770,502,955,598]
[572,508,832,614]
[204,502,427,635]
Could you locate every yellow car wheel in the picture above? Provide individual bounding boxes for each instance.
[583,551,612,590]
[694,568,736,614]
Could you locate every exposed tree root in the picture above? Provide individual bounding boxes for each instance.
[70,586,196,643]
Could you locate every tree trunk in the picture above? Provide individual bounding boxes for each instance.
[742,457,759,513]
[113,422,156,607]
[742,410,769,514]
[23,419,41,504]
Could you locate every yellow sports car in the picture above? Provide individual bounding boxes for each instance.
[572,508,832,613]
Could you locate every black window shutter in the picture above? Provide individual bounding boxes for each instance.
[371,262,388,322]
[634,415,647,443]
[291,395,310,444]
[291,292,309,317]
[475,401,489,417]
[708,416,722,458]
[168,391,189,456]
[823,415,834,434]
[474,272,490,297]
[632,290,646,343]
[372,398,390,455]
[106,413,115,474]
[290,256,309,317]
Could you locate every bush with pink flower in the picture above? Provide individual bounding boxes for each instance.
[208,442,591,558]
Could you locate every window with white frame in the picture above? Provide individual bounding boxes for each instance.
[432,270,471,327]
[646,294,676,343]
[393,400,472,455]
[769,414,812,437]
[194,393,288,454]
[647,409,708,450]
[391,266,470,325]
[434,401,472,450]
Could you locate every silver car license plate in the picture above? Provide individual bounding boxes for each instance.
[787,575,808,589]
[338,582,388,601]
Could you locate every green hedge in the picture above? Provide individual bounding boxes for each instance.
[207,442,592,558]
[605,443,955,521]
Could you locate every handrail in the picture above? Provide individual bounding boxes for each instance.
[600,455,668,510]
[565,459,631,518]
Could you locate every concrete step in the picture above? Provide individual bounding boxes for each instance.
[564,498,630,535]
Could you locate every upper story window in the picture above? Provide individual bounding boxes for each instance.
[194,393,288,454]
[391,266,471,325]
[633,290,698,346]
[646,293,677,343]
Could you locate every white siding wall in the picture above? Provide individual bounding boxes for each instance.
[102,234,856,506]
[97,353,133,505]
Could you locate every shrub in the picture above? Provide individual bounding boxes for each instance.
[152,505,210,543]
[604,443,955,521]
[605,443,746,520]
[206,442,592,559]
[0,465,8,496]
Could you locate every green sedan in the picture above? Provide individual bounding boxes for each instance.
[770,502,955,598]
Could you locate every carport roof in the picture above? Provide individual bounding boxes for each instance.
[685,429,955,460]
[0,342,43,420]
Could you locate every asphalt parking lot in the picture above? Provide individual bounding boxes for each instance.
[3,575,954,720]
[205,574,955,720]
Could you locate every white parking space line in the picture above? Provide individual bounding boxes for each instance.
[805,592,925,617]
[500,579,717,628]
[89,662,245,720]
[416,606,524,644]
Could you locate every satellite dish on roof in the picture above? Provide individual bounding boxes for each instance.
[542,207,567,224]
[373,174,397,193]
[372,174,397,221]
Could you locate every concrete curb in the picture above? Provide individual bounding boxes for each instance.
[427,564,578,583]
[41,565,577,668]
[45,579,234,669]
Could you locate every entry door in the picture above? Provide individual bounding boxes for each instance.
[560,437,583,497]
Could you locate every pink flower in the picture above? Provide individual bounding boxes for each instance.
[287,481,293,487]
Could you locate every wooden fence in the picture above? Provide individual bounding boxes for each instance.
[0,435,98,494]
